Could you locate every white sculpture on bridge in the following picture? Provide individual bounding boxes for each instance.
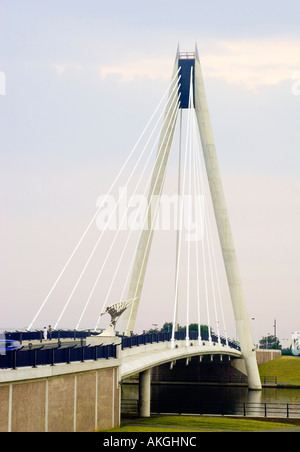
[99,298,136,337]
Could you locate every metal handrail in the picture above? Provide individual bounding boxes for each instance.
[0,343,118,370]
[120,331,240,351]
[150,400,300,418]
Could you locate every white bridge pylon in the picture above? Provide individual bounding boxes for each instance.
[28,45,261,390]
[122,45,261,390]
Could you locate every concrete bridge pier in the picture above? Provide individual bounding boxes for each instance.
[139,369,151,417]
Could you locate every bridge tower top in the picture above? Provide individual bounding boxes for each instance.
[177,50,196,109]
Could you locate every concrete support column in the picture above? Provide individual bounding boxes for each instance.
[139,369,151,417]
[194,47,261,390]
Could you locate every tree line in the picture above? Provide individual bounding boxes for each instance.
[144,322,211,336]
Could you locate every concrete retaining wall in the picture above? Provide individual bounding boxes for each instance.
[0,362,120,432]
[256,349,282,365]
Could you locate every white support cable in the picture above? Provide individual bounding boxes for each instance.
[171,88,194,349]
[193,112,221,344]
[185,130,192,346]
[192,110,212,345]
[94,97,182,331]
[56,79,182,330]
[196,143,228,345]
[205,220,221,344]
[122,100,181,333]
[191,112,202,345]
[185,67,194,346]
[123,99,181,335]
[92,89,182,332]
[206,197,228,345]
[209,223,229,345]
[198,147,228,345]
[27,68,181,331]
[194,107,227,344]
[194,119,228,344]
[174,109,182,332]
[171,114,189,347]
[119,95,182,309]
[77,86,182,331]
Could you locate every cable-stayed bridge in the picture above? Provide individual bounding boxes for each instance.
[0,45,262,432]
[28,44,261,390]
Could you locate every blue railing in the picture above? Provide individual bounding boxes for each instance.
[120,331,240,351]
[0,343,118,370]
[2,329,240,350]
[3,329,97,343]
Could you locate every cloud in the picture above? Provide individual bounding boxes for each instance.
[54,64,83,75]
[201,38,300,90]
[99,37,300,90]
[99,57,174,82]
[54,64,67,75]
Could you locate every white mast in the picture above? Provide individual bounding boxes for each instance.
[193,45,261,390]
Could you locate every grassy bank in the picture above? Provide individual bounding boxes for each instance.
[100,415,296,432]
[259,356,300,385]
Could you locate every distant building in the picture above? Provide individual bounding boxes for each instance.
[291,331,300,356]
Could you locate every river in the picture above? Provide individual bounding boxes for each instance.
[122,383,300,418]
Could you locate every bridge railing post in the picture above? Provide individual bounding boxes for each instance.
[12,350,17,370]
[32,348,38,368]
[67,347,71,364]
[50,348,55,366]
[94,345,98,361]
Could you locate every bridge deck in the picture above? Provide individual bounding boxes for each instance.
[120,340,242,380]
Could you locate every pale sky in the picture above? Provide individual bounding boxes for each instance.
[0,0,299,345]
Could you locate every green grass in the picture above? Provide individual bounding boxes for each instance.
[100,415,292,432]
[259,356,300,384]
